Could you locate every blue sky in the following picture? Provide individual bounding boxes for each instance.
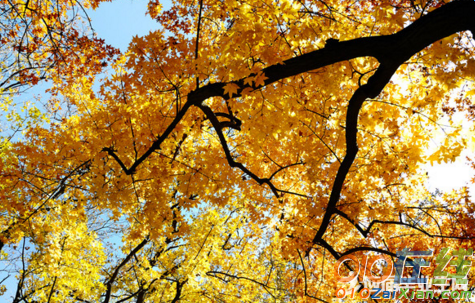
[85,0,165,52]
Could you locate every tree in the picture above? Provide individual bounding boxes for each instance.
[0,0,118,92]
[1,0,475,301]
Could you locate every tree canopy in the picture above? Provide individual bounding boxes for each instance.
[1,0,475,302]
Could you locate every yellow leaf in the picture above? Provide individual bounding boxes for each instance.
[254,72,268,87]
[223,83,239,98]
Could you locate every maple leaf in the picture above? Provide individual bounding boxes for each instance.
[223,83,240,98]
[253,71,268,87]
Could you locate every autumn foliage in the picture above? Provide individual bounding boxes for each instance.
[1,0,475,302]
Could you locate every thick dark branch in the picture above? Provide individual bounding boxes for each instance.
[171,279,187,303]
[198,103,282,198]
[315,239,341,260]
[214,112,242,130]
[103,238,149,303]
[115,288,143,303]
[104,0,475,211]
[311,61,400,245]
[106,101,195,175]
[47,276,58,303]
[309,1,475,247]
[102,147,129,173]
[200,104,309,198]
[12,238,27,303]
[187,0,475,101]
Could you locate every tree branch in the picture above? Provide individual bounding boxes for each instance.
[102,1,475,244]
[336,209,475,240]
[103,238,149,303]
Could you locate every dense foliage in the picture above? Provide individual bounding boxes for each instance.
[1,0,475,302]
